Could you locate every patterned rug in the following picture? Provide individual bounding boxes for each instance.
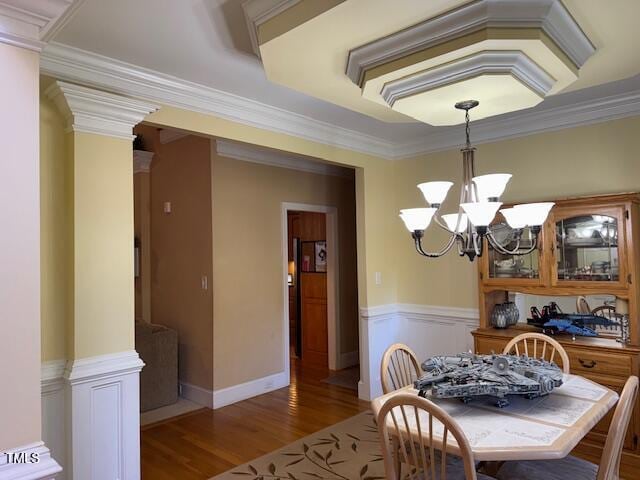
[211,411,385,480]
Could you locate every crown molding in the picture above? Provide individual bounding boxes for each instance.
[216,139,352,178]
[242,0,301,57]
[45,80,159,140]
[382,50,554,107]
[133,150,154,173]
[395,88,640,158]
[158,129,189,144]
[0,0,85,52]
[346,0,595,86]
[40,42,640,160]
[41,42,395,158]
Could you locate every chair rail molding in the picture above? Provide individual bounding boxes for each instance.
[40,43,640,159]
[358,304,479,400]
[45,80,159,141]
[0,442,62,480]
[63,350,144,480]
[0,0,85,51]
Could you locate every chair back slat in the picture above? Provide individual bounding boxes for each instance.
[597,376,639,480]
[381,343,422,394]
[503,332,570,374]
[377,393,478,480]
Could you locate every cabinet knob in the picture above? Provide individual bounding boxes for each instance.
[578,358,597,368]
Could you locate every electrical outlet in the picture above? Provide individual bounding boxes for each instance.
[375,272,382,285]
[201,275,208,290]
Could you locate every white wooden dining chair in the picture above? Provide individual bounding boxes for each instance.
[502,332,571,374]
[496,375,639,480]
[381,343,422,394]
[377,393,495,480]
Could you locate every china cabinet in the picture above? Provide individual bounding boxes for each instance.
[473,192,640,478]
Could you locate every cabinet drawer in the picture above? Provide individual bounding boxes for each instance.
[474,337,508,355]
[565,348,632,378]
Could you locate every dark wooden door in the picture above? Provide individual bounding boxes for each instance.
[301,272,328,367]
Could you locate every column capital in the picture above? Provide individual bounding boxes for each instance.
[0,0,85,52]
[133,150,154,173]
[45,80,159,140]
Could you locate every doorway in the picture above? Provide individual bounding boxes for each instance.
[282,203,341,379]
[288,210,329,367]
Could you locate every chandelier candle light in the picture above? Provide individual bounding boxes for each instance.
[400,100,554,261]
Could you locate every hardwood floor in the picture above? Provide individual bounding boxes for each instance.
[141,361,368,479]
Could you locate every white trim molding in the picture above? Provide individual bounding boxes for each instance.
[40,42,395,158]
[39,42,640,160]
[179,382,213,409]
[133,149,154,174]
[242,0,301,57]
[0,442,61,480]
[0,0,85,51]
[40,361,66,480]
[45,80,159,140]
[213,371,289,409]
[396,88,640,158]
[358,304,479,400]
[217,139,353,178]
[382,50,554,107]
[346,0,594,86]
[64,350,144,480]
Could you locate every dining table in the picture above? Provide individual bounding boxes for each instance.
[371,373,618,462]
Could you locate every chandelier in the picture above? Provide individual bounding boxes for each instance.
[400,100,554,261]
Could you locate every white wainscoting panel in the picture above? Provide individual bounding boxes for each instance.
[41,360,66,480]
[65,350,144,480]
[358,304,479,401]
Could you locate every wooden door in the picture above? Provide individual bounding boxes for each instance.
[301,272,328,367]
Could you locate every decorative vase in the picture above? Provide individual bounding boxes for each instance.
[491,304,508,329]
[503,301,519,326]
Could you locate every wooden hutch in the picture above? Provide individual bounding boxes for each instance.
[472,193,640,476]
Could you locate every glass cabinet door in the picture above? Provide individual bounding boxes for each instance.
[554,211,623,284]
[487,222,541,281]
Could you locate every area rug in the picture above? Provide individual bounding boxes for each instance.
[211,411,386,480]
[321,367,360,391]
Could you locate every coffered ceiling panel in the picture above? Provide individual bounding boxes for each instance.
[247,0,640,125]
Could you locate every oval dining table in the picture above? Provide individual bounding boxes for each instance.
[371,373,618,462]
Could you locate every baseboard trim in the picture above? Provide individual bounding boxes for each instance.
[179,382,214,409]
[339,350,359,369]
[213,371,289,409]
[0,442,61,480]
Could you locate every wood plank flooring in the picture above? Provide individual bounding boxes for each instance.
[141,361,368,479]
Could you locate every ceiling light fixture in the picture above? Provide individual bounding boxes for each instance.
[399,100,553,261]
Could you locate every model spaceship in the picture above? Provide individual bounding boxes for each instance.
[414,353,563,408]
[527,304,619,337]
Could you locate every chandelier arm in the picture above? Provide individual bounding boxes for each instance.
[414,232,457,258]
[486,230,539,256]
[471,229,486,257]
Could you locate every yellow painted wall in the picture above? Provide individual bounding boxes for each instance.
[40,91,69,362]
[394,116,640,309]
[211,149,360,389]
[0,42,41,451]
[71,132,136,359]
[146,107,398,308]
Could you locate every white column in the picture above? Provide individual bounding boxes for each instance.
[46,80,157,480]
[0,2,82,479]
